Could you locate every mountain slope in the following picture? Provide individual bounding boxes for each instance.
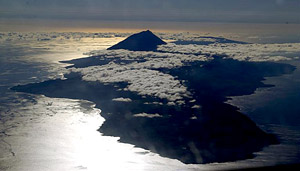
[108,30,166,51]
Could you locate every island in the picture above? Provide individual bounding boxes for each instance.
[12,30,296,164]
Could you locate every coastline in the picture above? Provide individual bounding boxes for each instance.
[1,31,300,169]
[11,55,295,164]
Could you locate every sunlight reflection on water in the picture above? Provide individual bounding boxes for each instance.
[1,93,298,171]
[0,94,210,171]
[1,35,299,170]
[0,37,204,171]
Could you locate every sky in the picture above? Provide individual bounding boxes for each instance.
[0,0,299,24]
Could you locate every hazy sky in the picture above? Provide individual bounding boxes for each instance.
[0,0,299,24]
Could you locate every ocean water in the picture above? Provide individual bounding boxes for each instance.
[0,32,299,170]
[226,60,300,165]
[0,35,204,171]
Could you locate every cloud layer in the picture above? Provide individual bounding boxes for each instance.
[16,32,292,104]
[158,43,300,62]
[71,46,210,103]
[67,35,300,104]
[73,64,190,102]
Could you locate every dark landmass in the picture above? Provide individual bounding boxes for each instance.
[10,31,297,164]
[11,58,295,164]
[60,55,146,69]
[173,36,247,45]
[161,57,296,103]
[60,56,111,69]
[108,30,166,51]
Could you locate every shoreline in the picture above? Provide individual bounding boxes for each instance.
[2,31,300,169]
[11,56,295,164]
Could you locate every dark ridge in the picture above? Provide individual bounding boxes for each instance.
[107,30,166,51]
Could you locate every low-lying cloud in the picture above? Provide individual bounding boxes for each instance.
[158,43,300,62]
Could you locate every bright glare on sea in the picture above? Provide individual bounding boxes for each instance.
[0,31,299,171]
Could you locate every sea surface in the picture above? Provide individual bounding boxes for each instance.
[0,32,299,170]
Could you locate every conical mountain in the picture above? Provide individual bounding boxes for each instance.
[108,30,166,51]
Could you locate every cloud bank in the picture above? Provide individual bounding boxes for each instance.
[158,43,300,62]
[43,32,299,104]
[73,64,190,102]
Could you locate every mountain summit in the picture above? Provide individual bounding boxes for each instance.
[108,30,166,51]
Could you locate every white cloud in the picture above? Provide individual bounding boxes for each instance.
[144,102,163,105]
[191,105,201,109]
[176,100,185,105]
[158,43,300,62]
[167,102,176,106]
[112,97,132,102]
[84,49,208,66]
[190,116,197,120]
[189,99,196,103]
[157,32,218,43]
[72,63,190,102]
[71,45,210,103]
[133,113,162,118]
[72,40,300,104]
[60,32,300,105]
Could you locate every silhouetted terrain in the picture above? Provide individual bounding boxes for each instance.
[12,31,296,164]
[108,30,166,51]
